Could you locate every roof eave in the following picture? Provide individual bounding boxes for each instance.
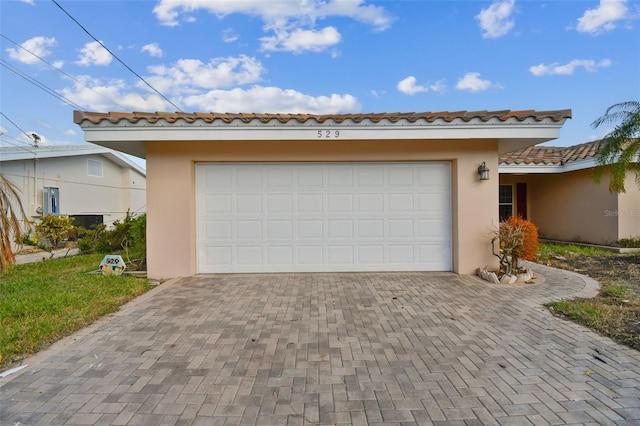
[78,117,570,160]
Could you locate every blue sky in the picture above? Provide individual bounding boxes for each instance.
[1,0,639,161]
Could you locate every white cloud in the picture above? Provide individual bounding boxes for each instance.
[455,72,501,92]
[6,36,57,65]
[145,55,265,95]
[63,129,77,136]
[153,0,392,53]
[260,26,341,53]
[397,76,447,96]
[529,59,612,76]
[576,0,628,34]
[182,85,360,114]
[222,29,239,43]
[476,0,516,39]
[59,75,168,111]
[397,76,428,95]
[141,43,163,58]
[20,0,34,4]
[153,0,393,29]
[429,80,447,94]
[76,41,112,66]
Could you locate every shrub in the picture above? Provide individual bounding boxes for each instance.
[35,215,75,249]
[506,216,539,262]
[492,216,539,276]
[75,212,146,270]
[618,237,640,248]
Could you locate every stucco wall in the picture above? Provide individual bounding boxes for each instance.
[617,172,640,240]
[500,169,619,244]
[1,155,146,227]
[145,139,500,279]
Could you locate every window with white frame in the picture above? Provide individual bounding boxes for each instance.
[499,184,513,222]
[87,159,103,177]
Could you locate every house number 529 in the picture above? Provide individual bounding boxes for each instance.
[317,130,340,138]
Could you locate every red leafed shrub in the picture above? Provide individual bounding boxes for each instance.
[502,216,539,262]
[492,216,539,276]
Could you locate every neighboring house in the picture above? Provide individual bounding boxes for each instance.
[74,109,571,279]
[499,140,640,246]
[0,144,146,229]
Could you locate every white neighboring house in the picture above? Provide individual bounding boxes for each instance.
[0,144,146,229]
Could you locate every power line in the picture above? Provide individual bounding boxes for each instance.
[0,111,36,141]
[0,33,127,110]
[0,132,36,148]
[0,137,37,154]
[50,0,184,113]
[0,58,85,110]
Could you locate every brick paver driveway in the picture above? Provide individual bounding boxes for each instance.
[2,263,640,425]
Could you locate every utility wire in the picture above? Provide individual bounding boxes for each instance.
[0,111,35,141]
[50,0,184,113]
[0,58,84,110]
[0,137,37,153]
[0,33,127,110]
[0,132,36,148]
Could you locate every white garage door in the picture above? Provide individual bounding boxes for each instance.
[196,162,451,273]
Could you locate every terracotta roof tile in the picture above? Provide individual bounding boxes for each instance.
[74,109,572,126]
[500,140,603,166]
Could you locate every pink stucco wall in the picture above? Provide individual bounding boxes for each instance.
[146,139,500,279]
[500,168,640,245]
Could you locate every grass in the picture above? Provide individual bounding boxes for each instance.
[536,242,612,263]
[539,242,640,351]
[0,254,152,370]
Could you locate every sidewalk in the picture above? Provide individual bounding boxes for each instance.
[14,247,81,264]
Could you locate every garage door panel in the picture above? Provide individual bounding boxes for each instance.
[297,167,324,187]
[267,220,293,239]
[328,246,354,264]
[357,194,384,212]
[207,220,232,239]
[388,193,414,211]
[237,246,262,265]
[328,169,353,187]
[267,194,293,213]
[236,221,262,239]
[358,245,384,263]
[298,245,323,264]
[297,220,323,238]
[206,194,232,213]
[197,162,451,273]
[358,168,384,186]
[236,194,261,213]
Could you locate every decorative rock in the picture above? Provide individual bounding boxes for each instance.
[477,267,500,285]
[516,270,534,283]
[500,274,517,284]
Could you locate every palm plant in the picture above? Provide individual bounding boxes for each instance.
[0,174,31,272]
[592,101,640,193]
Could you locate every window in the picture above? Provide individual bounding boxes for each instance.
[87,159,103,177]
[499,185,513,222]
[43,187,60,216]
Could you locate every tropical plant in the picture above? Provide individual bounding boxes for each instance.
[591,101,640,193]
[0,174,31,273]
[35,215,75,250]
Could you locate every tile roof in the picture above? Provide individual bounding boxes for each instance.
[74,109,572,125]
[499,140,603,166]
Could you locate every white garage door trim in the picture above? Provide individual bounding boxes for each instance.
[196,162,451,273]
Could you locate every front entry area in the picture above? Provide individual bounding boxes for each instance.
[196,162,452,273]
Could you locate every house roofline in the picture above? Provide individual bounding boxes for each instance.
[0,144,146,176]
[73,109,572,159]
[499,157,598,174]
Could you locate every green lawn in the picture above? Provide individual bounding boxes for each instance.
[0,254,152,369]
